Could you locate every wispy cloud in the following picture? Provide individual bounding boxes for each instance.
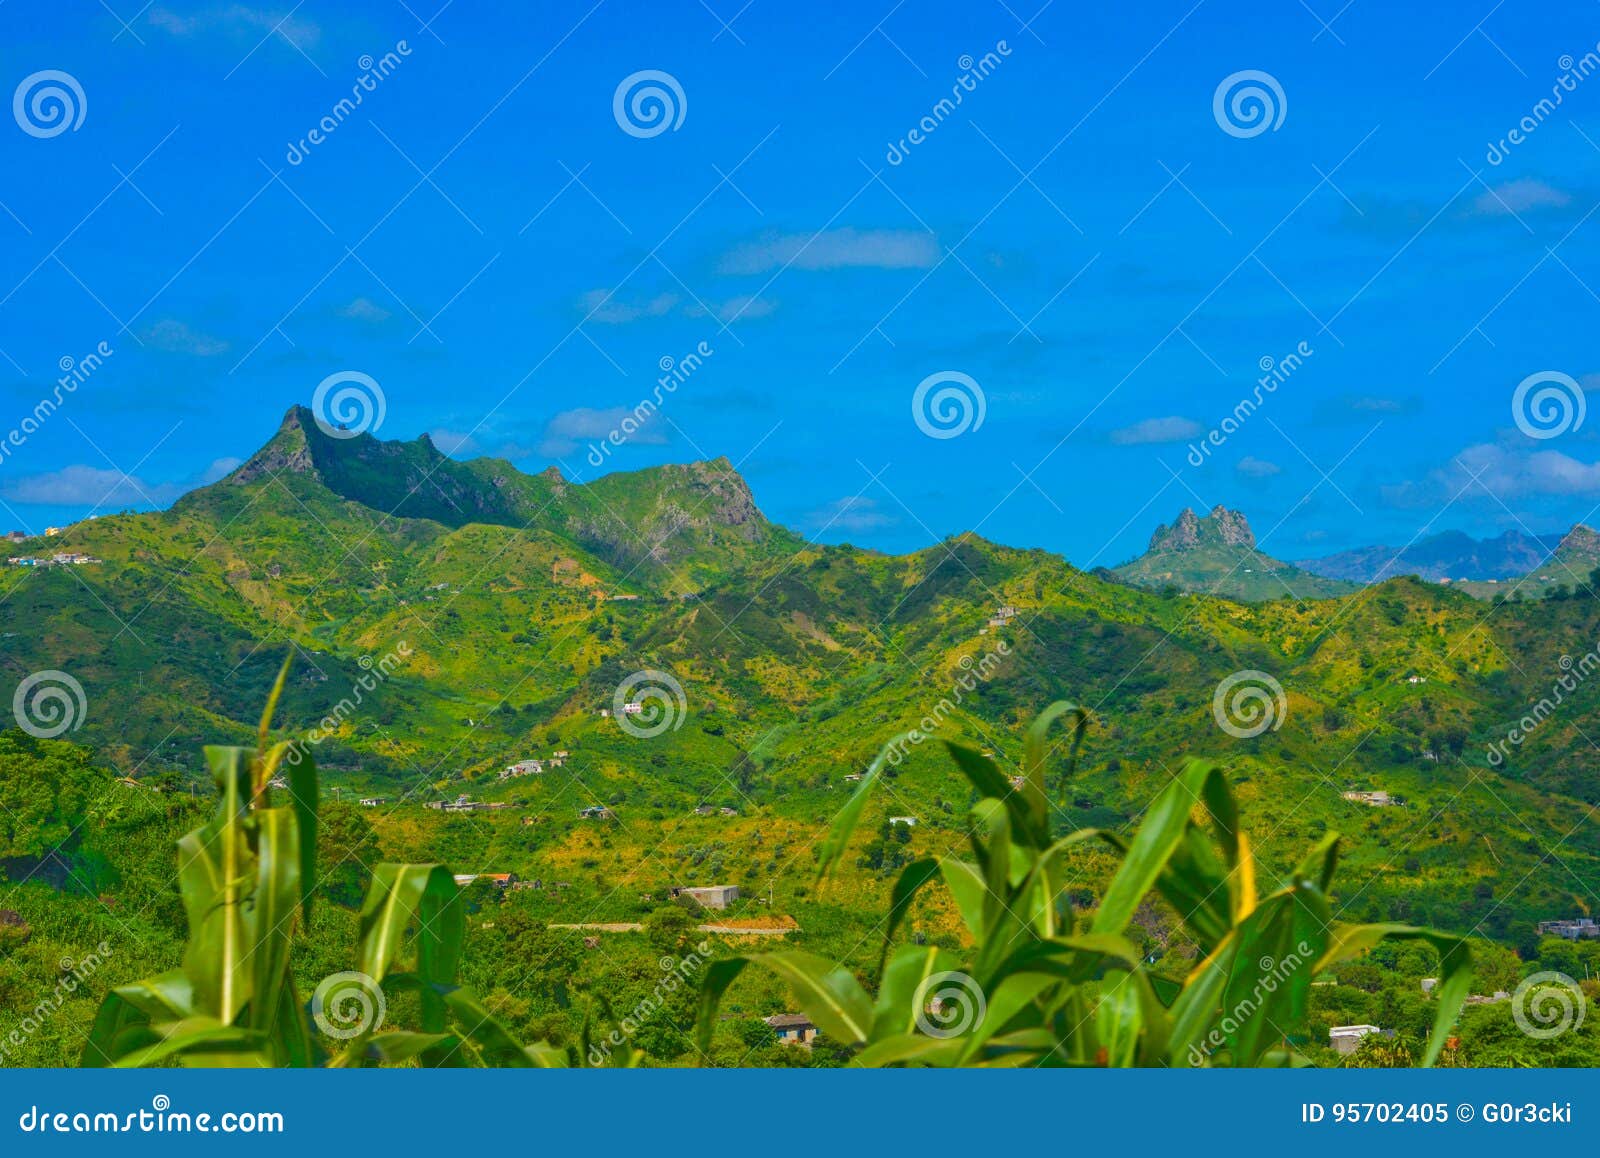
[148,5,322,47]
[1109,416,1201,445]
[718,228,939,275]
[2,456,240,509]
[808,495,894,533]
[337,297,392,324]
[578,290,679,325]
[1467,178,1571,218]
[539,407,670,457]
[1237,456,1281,478]
[142,319,230,356]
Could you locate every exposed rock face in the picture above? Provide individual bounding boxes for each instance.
[228,406,318,484]
[1558,524,1600,554]
[1148,506,1255,552]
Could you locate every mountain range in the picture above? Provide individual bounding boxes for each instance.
[5,404,1600,945]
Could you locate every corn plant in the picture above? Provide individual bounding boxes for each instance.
[697,703,1472,1067]
[81,658,548,1068]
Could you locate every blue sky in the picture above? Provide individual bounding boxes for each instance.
[3,0,1600,566]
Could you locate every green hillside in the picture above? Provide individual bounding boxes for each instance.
[5,409,1600,1066]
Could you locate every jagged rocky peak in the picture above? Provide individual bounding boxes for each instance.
[1148,505,1255,552]
[228,405,319,484]
[1558,523,1600,553]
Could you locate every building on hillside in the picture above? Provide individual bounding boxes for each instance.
[843,773,863,783]
[995,605,1018,618]
[693,805,716,816]
[501,759,544,779]
[1538,918,1600,940]
[44,526,61,536]
[453,873,517,889]
[888,816,917,827]
[3,531,25,543]
[358,797,386,807]
[671,885,739,910]
[427,794,507,813]
[719,806,738,817]
[1341,790,1394,807]
[765,1013,818,1046]
[552,751,570,759]
[1328,1025,1382,1055]
[578,805,615,820]
[620,702,645,715]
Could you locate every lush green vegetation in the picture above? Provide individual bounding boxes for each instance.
[3,408,1600,1067]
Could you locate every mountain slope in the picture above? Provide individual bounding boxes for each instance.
[1113,505,1358,602]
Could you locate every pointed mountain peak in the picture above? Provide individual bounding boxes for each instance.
[1558,523,1600,553]
[1148,505,1255,552]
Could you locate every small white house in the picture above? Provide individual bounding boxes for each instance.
[1329,1025,1381,1055]
[888,816,916,827]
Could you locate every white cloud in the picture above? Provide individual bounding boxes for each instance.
[578,290,679,325]
[337,297,392,324]
[686,294,778,323]
[142,319,229,356]
[1109,416,1202,445]
[539,407,669,457]
[1469,178,1571,217]
[718,228,939,275]
[3,466,173,508]
[149,6,322,47]
[809,496,893,533]
[1236,456,1281,478]
[1386,441,1600,508]
[4,456,245,510]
